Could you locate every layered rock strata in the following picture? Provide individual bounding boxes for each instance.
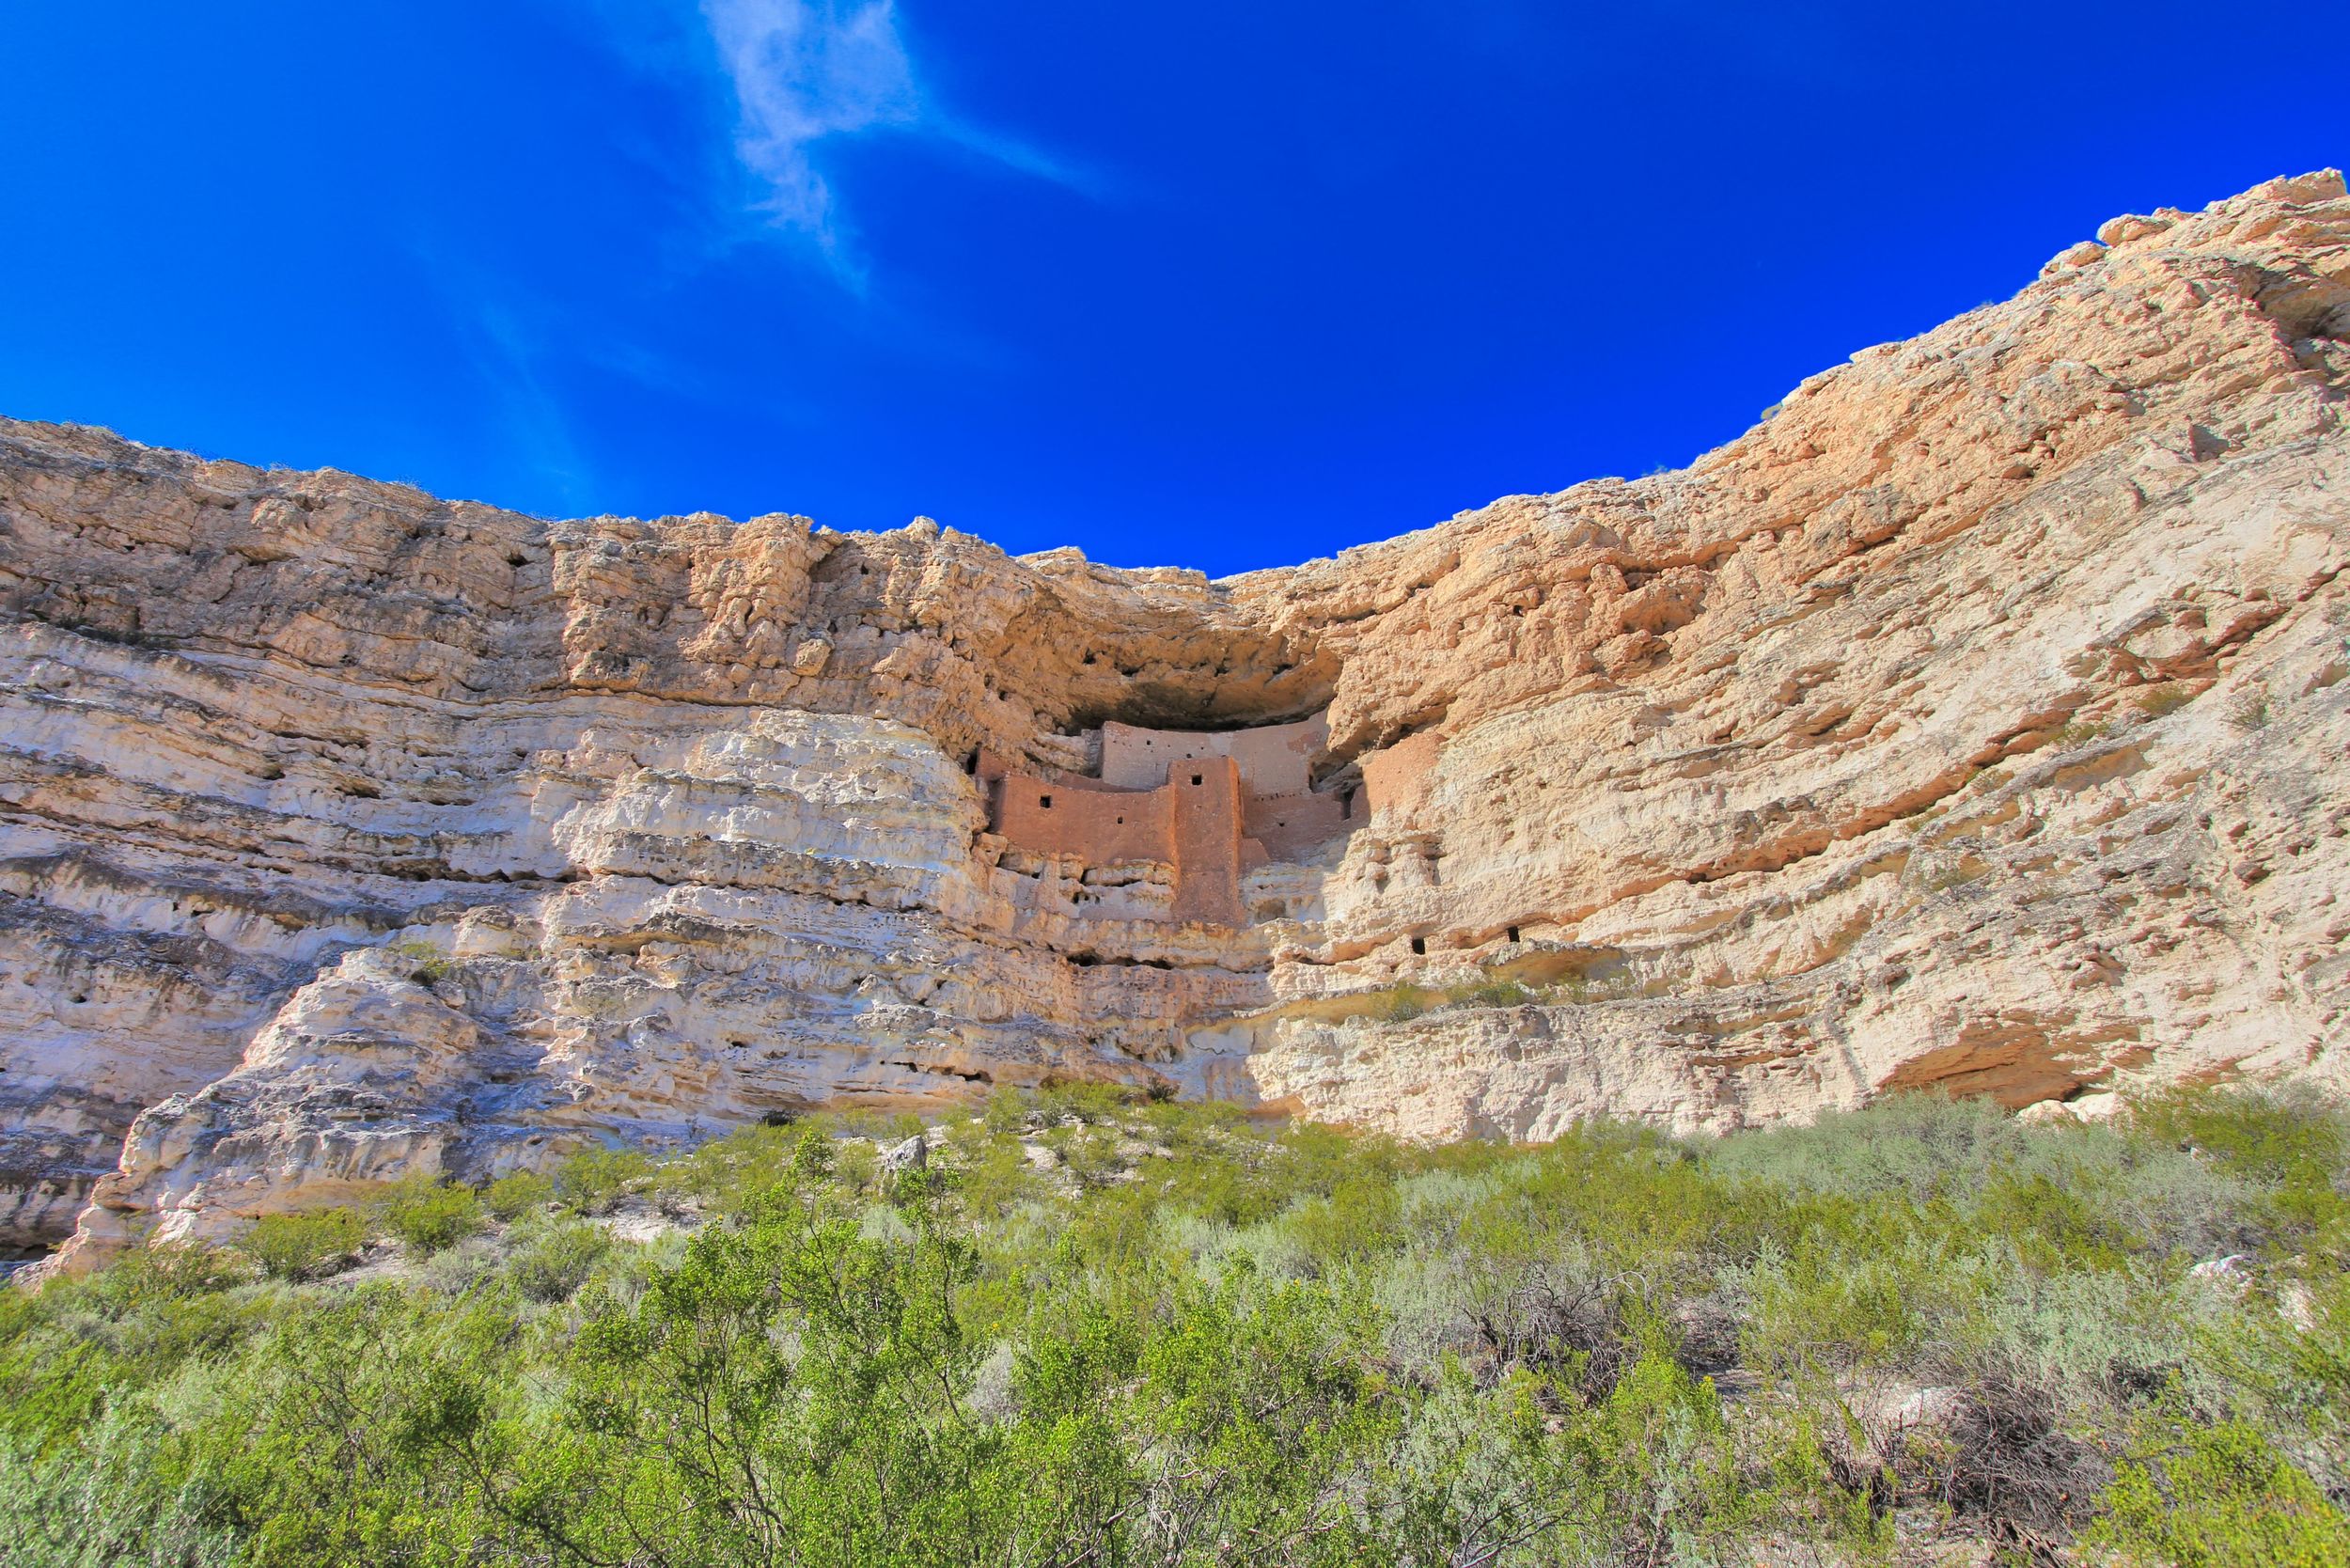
[3,170,2347,1261]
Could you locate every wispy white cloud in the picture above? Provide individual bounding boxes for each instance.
[701,0,916,240]
[463,299,598,513]
[698,0,1090,278]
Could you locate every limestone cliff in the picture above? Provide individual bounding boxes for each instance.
[4,170,2347,1262]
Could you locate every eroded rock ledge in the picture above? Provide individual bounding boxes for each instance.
[4,170,2348,1262]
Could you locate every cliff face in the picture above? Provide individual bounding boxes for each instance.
[4,170,2347,1262]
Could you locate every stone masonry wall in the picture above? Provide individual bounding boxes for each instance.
[983,758,1174,867]
[1242,790,1361,863]
[1101,713,1327,794]
[1167,756,1245,926]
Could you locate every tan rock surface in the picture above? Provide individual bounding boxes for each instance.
[3,170,2346,1260]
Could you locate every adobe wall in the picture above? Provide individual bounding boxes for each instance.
[989,769,1173,866]
[1242,789,1356,863]
[1167,754,1244,926]
[979,749,1173,863]
[979,715,1355,928]
[1101,712,1328,794]
[1358,728,1443,820]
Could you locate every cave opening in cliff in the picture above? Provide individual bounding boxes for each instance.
[1058,651,1338,734]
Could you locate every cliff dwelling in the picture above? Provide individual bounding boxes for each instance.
[975,713,1366,926]
[5,172,2348,1268]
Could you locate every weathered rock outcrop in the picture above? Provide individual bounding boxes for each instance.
[4,170,2347,1261]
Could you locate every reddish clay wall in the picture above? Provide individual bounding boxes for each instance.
[1242,789,1353,862]
[990,771,1172,865]
[1359,728,1443,820]
[979,717,1357,928]
[1168,755,1243,925]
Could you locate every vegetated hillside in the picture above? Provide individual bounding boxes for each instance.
[3,1087,2345,1566]
[4,170,2348,1268]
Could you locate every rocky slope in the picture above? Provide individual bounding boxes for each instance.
[4,170,2347,1262]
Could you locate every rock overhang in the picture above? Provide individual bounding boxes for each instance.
[1,169,2347,1262]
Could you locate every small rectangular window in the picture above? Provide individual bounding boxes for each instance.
[1039,794,1053,808]
[1191,774,1203,786]
[1507,926,1520,943]
[1411,937,1426,955]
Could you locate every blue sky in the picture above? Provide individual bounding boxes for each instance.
[0,4,2335,575]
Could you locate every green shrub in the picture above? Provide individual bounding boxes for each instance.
[372,1173,485,1255]
[2127,1084,2344,1190]
[2127,1083,2349,1249]
[386,938,458,986]
[2088,1414,2350,1567]
[553,1145,651,1215]
[0,1403,243,1568]
[481,1168,555,1222]
[1041,1121,1127,1188]
[239,1207,365,1281]
[1286,1173,1406,1271]
[1036,1079,1133,1124]
[2132,682,2197,719]
[506,1221,610,1305]
[1363,980,1434,1022]
[132,1242,253,1296]
[826,1105,897,1140]
[1550,969,1643,1003]
[2050,716,2111,748]
[946,1119,1041,1221]
[980,1085,1030,1137]
[12,1088,2350,1567]
[1443,977,1541,1009]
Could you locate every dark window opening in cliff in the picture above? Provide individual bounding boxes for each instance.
[1508,926,1520,943]
[1039,794,1053,808]
[1411,937,1426,956]
[964,750,979,775]
[1191,774,1203,786]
